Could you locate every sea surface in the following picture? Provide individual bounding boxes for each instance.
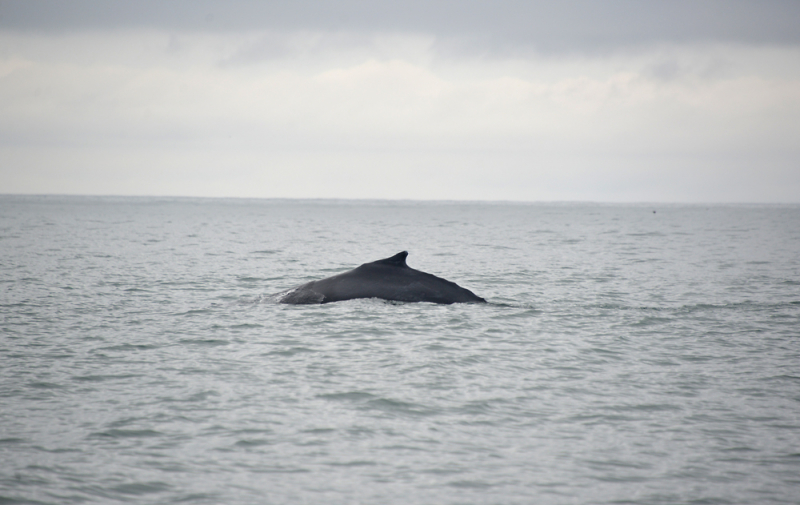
[1,195,799,505]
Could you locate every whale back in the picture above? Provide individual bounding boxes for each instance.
[279,251,485,304]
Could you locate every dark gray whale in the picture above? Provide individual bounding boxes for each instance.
[279,251,486,305]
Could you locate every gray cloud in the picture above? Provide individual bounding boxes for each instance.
[3,1,799,202]
[2,0,799,54]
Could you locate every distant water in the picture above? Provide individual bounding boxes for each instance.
[2,195,799,505]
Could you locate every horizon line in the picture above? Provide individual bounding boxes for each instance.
[3,193,799,207]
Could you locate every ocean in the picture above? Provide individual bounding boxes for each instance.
[1,195,799,504]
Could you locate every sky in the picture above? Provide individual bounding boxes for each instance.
[1,0,799,202]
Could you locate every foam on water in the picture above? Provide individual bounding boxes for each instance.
[1,196,799,504]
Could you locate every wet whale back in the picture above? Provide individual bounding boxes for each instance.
[279,251,485,305]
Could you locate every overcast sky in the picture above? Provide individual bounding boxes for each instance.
[2,0,799,202]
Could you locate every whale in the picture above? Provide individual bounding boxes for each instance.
[278,251,486,305]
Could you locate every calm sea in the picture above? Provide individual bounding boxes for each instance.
[2,195,799,504]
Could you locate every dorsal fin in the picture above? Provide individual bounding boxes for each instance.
[373,251,409,267]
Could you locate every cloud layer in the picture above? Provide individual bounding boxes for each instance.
[2,1,799,201]
[5,0,800,50]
